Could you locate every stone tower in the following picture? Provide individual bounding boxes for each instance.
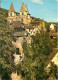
[7,3,16,23]
[19,2,31,24]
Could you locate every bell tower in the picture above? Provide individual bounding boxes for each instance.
[8,3,16,17]
[7,3,16,23]
[19,2,31,24]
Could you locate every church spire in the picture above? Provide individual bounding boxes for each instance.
[20,2,28,13]
[9,3,15,12]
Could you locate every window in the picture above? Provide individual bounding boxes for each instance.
[22,12,24,15]
[10,23,12,25]
[16,48,19,55]
[22,19,24,23]
[10,13,12,16]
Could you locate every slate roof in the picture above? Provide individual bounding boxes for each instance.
[24,24,34,29]
[31,17,42,26]
[9,3,15,12]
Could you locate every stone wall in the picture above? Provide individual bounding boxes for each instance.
[11,73,23,80]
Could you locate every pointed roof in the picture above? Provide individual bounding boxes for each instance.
[25,4,29,13]
[9,3,15,12]
[20,2,29,13]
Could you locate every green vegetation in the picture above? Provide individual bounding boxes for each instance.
[0,8,8,17]
[0,8,19,17]
[0,12,15,80]
[49,62,57,79]
[0,8,57,80]
[21,32,56,80]
[45,21,58,32]
[45,22,50,32]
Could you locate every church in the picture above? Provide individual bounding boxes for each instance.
[7,2,45,30]
[7,2,31,24]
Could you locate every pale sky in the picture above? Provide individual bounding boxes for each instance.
[1,0,58,22]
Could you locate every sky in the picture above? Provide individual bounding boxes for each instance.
[1,0,58,22]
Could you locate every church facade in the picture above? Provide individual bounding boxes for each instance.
[7,2,31,24]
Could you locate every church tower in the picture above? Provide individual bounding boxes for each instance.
[7,3,16,23]
[8,3,16,17]
[19,2,31,24]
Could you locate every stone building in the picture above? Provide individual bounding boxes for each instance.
[7,2,31,24]
[49,24,57,32]
[7,3,20,23]
[7,2,45,29]
[19,2,31,24]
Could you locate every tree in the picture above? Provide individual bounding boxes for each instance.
[21,32,54,80]
[49,62,57,79]
[45,22,50,32]
[0,14,15,79]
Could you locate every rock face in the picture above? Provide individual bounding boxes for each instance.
[11,73,23,80]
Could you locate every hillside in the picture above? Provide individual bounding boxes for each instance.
[0,8,57,23]
[0,8,19,17]
[0,8,8,17]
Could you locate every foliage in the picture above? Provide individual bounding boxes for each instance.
[45,21,58,32]
[0,8,8,17]
[49,62,57,79]
[0,14,15,79]
[54,37,57,48]
[45,22,50,32]
[1,73,11,80]
[21,32,54,80]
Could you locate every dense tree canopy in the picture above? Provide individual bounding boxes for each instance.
[0,14,15,79]
[21,32,55,80]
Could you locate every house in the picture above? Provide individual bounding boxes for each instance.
[49,24,57,38]
[12,37,24,64]
[49,24,57,32]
